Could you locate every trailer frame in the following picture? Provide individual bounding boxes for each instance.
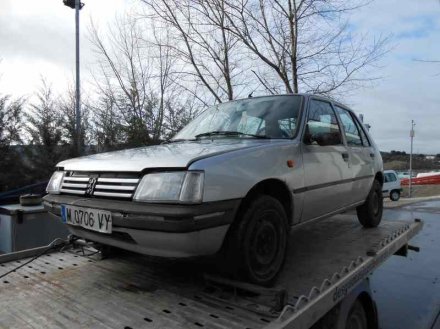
[0,216,423,329]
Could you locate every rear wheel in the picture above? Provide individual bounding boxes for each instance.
[225,195,288,286]
[345,300,368,329]
[356,180,383,228]
[390,190,400,201]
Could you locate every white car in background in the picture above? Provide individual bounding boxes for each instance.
[383,170,403,201]
[397,171,410,179]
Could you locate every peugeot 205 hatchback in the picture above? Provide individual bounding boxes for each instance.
[44,94,384,285]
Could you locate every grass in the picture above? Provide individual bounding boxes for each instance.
[401,184,440,198]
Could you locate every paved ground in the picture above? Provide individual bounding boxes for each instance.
[371,200,440,329]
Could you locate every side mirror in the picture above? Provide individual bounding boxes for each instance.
[314,132,342,146]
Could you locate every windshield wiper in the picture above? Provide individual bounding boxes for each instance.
[162,138,196,144]
[195,131,270,139]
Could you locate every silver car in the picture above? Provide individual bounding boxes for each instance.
[44,94,383,285]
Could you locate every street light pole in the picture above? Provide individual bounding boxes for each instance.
[75,0,81,156]
[409,120,415,198]
[63,0,84,155]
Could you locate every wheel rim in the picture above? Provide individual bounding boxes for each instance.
[254,221,277,265]
[391,191,398,200]
[248,210,285,279]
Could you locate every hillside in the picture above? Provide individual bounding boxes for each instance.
[381,151,440,171]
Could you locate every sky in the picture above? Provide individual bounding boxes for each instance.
[0,0,126,96]
[347,1,440,155]
[0,0,439,154]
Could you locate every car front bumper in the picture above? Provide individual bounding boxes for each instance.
[43,194,241,257]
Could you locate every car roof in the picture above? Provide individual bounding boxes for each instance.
[229,93,353,112]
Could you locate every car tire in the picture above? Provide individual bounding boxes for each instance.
[356,180,383,228]
[390,190,400,201]
[225,195,288,286]
[345,300,368,329]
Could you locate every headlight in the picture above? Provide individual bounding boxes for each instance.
[46,171,64,194]
[133,171,204,203]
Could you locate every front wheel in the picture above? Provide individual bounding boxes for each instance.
[390,190,400,201]
[356,180,383,228]
[225,195,288,286]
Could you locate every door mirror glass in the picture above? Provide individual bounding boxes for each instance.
[304,123,342,146]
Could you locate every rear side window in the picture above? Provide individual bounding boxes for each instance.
[334,106,363,147]
[384,173,397,183]
[353,116,371,147]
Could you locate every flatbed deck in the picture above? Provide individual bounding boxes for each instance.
[0,214,422,329]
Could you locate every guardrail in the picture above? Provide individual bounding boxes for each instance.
[401,174,440,186]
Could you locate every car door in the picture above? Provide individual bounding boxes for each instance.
[383,172,392,195]
[334,106,375,204]
[301,99,353,221]
[383,171,399,194]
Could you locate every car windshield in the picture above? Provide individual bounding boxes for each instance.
[173,95,303,140]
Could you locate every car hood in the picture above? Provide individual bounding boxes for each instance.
[58,139,276,172]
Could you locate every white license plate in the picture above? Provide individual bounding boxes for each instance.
[61,205,112,234]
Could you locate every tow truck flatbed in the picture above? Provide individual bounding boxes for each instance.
[0,214,422,329]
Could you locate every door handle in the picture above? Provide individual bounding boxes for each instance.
[341,152,349,161]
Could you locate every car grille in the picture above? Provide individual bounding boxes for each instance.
[60,172,140,199]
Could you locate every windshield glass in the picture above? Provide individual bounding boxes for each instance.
[173,95,303,140]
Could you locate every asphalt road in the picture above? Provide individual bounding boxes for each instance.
[371,200,440,329]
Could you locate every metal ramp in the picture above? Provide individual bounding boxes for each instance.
[0,215,422,329]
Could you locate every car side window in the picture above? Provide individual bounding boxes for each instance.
[334,106,363,147]
[304,100,342,146]
[384,173,397,183]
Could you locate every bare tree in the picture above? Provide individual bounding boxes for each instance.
[148,23,175,140]
[142,0,251,102]
[89,15,154,145]
[141,0,389,98]
[221,0,389,96]
[89,15,195,145]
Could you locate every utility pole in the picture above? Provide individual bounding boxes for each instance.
[63,0,84,155]
[409,120,415,197]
